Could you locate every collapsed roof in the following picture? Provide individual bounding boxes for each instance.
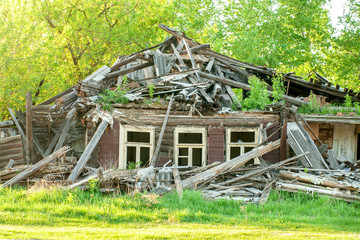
[48,24,359,113]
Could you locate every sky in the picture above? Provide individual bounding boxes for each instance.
[327,0,347,29]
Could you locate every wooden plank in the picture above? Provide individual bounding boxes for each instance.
[105,62,153,80]
[260,180,275,205]
[5,159,15,170]
[327,149,340,170]
[110,53,142,72]
[150,94,174,167]
[0,120,14,128]
[7,108,26,142]
[68,120,109,181]
[204,57,215,73]
[1,147,69,188]
[54,108,77,152]
[25,92,33,164]
[172,168,183,199]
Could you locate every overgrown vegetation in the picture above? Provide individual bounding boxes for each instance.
[1,187,360,239]
[298,92,360,115]
[239,76,271,110]
[96,88,129,111]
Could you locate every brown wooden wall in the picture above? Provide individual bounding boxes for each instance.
[0,135,24,168]
[98,120,120,169]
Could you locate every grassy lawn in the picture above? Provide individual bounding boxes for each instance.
[0,186,359,239]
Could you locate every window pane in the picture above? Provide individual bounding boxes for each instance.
[244,147,254,153]
[178,157,188,166]
[127,131,150,143]
[126,146,136,164]
[140,147,150,167]
[230,147,241,159]
[178,148,188,156]
[230,131,255,143]
[192,148,202,166]
[178,133,203,144]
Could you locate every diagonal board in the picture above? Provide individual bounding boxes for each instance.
[287,122,325,169]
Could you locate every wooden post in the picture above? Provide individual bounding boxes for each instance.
[25,92,33,164]
[68,120,109,181]
[150,94,174,167]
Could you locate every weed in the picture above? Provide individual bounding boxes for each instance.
[148,83,155,99]
[242,76,270,110]
[97,88,129,110]
[272,76,286,104]
[127,161,142,170]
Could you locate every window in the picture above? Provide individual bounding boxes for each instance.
[119,125,155,169]
[174,127,206,167]
[226,127,261,162]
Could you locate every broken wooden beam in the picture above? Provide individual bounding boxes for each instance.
[172,168,183,199]
[1,146,69,188]
[66,167,103,190]
[150,94,174,167]
[53,108,77,152]
[68,120,109,181]
[182,139,281,189]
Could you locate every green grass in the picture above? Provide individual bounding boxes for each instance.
[0,187,360,239]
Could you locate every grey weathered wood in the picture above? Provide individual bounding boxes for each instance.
[66,167,103,190]
[7,108,26,142]
[327,149,340,170]
[54,108,77,152]
[110,53,142,72]
[260,180,275,205]
[0,120,14,128]
[217,152,309,186]
[205,57,215,73]
[25,92,33,164]
[199,72,307,106]
[170,42,187,69]
[276,181,360,203]
[165,41,185,74]
[105,62,153,80]
[5,159,15,170]
[15,110,45,157]
[172,168,183,199]
[1,147,69,188]
[40,87,74,105]
[150,94,174,167]
[182,139,281,189]
[68,120,109,181]
[179,44,210,55]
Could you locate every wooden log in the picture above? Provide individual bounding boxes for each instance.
[172,168,183,199]
[7,108,26,143]
[1,147,69,188]
[110,53,142,72]
[150,94,174,167]
[199,72,307,106]
[68,120,109,181]
[25,92,33,164]
[279,171,358,191]
[182,139,281,189]
[276,181,360,203]
[53,108,77,152]
[179,44,210,55]
[0,135,21,145]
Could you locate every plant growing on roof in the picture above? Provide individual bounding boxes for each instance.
[272,76,286,104]
[242,76,270,110]
[96,87,129,111]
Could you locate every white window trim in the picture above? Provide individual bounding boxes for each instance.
[226,127,262,162]
[174,127,207,166]
[119,125,155,170]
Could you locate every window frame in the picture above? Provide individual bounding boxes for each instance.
[174,127,207,167]
[226,127,261,162]
[119,125,155,169]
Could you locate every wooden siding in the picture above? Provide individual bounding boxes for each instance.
[0,135,24,168]
[208,128,225,164]
[98,120,120,169]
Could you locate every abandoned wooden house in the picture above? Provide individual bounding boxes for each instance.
[1,24,360,203]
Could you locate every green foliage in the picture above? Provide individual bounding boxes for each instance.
[97,88,129,110]
[127,161,142,170]
[242,76,271,110]
[148,83,156,99]
[345,94,353,108]
[88,179,100,193]
[272,77,286,103]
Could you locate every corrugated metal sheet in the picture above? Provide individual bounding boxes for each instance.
[98,120,119,169]
[208,128,225,164]
[0,135,24,168]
